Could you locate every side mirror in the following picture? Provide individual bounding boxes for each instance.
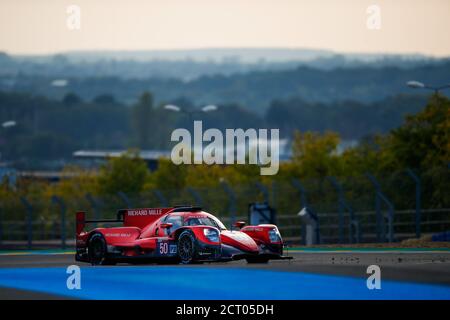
[233,221,246,229]
[160,222,173,229]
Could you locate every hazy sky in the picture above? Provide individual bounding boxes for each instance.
[1,0,449,56]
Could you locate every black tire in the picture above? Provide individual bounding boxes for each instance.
[246,257,270,264]
[177,230,196,264]
[88,233,115,265]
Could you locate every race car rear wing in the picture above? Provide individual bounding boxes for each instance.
[76,211,124,234]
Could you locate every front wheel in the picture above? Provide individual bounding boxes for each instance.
[177,230,196,264]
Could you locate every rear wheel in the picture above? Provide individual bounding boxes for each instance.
[88,233,115,265]
[177,230,196,264]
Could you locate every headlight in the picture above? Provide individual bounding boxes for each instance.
[203,228,219,243]
[268,228,281,242]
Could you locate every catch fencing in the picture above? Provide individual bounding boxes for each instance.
[0,167,449,248]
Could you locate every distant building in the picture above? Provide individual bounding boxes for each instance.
[73,140,293,170]
[0,167,17,187]
[336,140,359,155]
[73,149,171,171]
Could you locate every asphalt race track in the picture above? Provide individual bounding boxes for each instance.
[0,249,449,299]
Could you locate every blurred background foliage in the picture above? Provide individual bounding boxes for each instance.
[0,89,435,170]
[0,94,448,223]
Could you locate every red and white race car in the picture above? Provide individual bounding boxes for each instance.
[75,206,292,265]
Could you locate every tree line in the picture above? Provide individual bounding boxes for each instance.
[0,94,448,226]
[0,90,434,168]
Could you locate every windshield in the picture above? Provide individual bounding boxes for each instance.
[184,216,227,230]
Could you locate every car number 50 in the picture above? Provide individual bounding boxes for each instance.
[159,242,168,254]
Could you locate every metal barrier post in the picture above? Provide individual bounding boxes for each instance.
[221,182,237,228]
[327,176,362,244]
[117,191,132,209]
[271,181,277,209]
[153,189,168,207]
[378,192,395,242]
[366,173,395,242]
[366,173,384,242]
[326,177,345,243]
[187,187,203,207]
[291,178,308,245]
[20,197,33,249]
[85,193,102,225]
[255,182,270,203]
[339,199,361,243]
[405,168,421,238]
[0,207,3,245]
[52,196,66,249]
